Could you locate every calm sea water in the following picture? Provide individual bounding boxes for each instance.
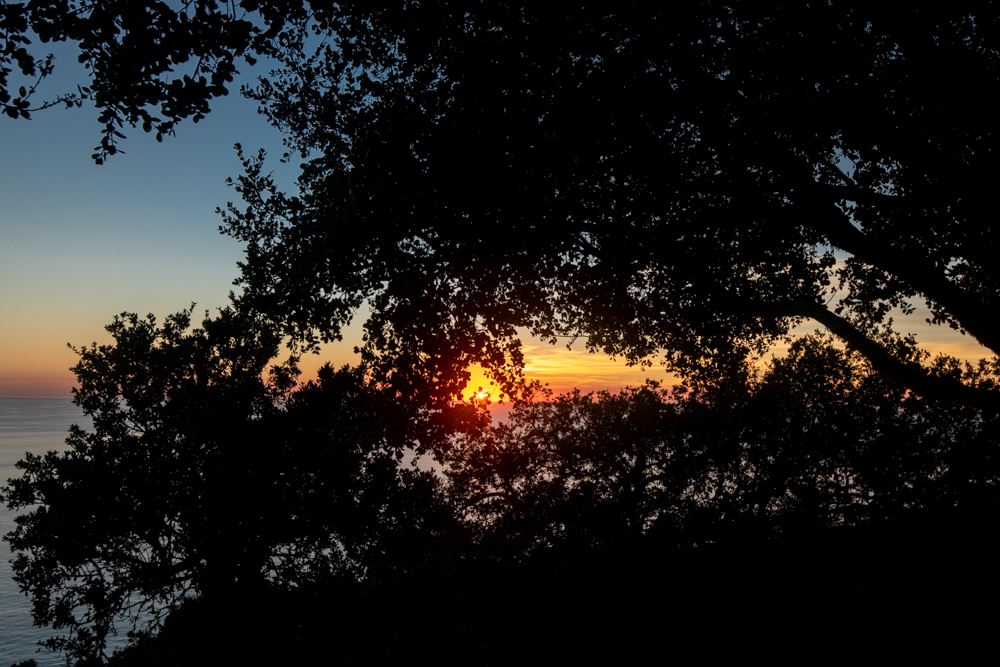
[1,397,88,667]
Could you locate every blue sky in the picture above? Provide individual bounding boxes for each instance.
[0,41,351,395]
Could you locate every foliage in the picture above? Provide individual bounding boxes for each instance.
[0,0,306,160]
[5,2,997,405]
[4,314,997,662]
[1,306,457,664]
[6,3,1000,661]
[446,334,1000,557]
[218,2,1000,408]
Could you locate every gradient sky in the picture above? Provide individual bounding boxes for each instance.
[0,42,991,398]
[0,41,659,398]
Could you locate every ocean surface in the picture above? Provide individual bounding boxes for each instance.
[1,397,88,667]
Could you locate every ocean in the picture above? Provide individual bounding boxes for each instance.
[1,397,88,667]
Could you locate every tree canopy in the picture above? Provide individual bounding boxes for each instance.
[6,4,1000,662]
[1,307,459,664]
[227,2,999,408]
[447,333,1000,558]
[5,318,998,662]
[5,2,998,406]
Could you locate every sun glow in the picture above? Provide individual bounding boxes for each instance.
[458,338,671,404]
[460,364,499,402]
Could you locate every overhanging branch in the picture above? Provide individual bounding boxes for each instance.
[780,300,999,411]
[798,185,998,357]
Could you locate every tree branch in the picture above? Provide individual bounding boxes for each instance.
[798,185,998,357]
[778,300,1000,411]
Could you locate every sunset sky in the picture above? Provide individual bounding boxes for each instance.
[0,42,659,398]
[0,43,990,399]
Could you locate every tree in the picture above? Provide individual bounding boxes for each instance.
[446,333,1000,554]
[5,3,998,404]
[434,334,1000,654]
[1,306,457,664]
[218,2,1000,409]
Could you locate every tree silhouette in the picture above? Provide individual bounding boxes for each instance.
[437,334,1000,658]
[5,3,996,405]
[5,315,997,662]
[447,333,1000,554]
[1,306,459,664]
[6,5,1000,659]
[219,3,1000,408]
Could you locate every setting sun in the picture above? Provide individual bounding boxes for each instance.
[457,338,670,404]
[460,364,499,402]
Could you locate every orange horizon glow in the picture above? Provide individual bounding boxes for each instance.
[3,309,996,399]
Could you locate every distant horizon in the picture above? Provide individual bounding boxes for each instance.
[2,308,990,399]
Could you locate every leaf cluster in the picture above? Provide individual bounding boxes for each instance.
[0,0,312,159]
